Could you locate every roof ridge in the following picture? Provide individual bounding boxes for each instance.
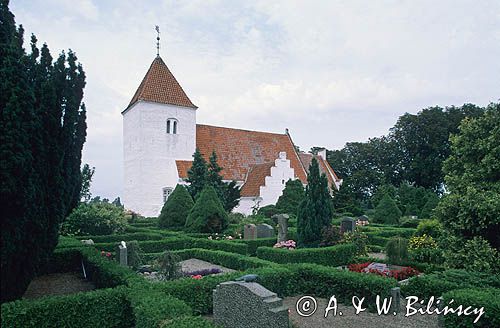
[196,124,287,137]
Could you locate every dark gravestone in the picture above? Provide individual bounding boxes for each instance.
[272,214,289,242]
[213,281,289,328]
[256,224,274,238]
[340,217,356,233]
[244,224,257,240]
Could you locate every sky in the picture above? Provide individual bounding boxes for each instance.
[10,0,500,200]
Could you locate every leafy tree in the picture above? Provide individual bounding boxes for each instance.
[436,105,500,248]
[222,180,241,212]
[297,158,334,247]
[80,164,95,202]
[373,194,401,224]
[1,2,86,302]
[185,186,228,233]
[186,148,208,200]
[275,179,305,215]
[158,185,194,229]
[61,201,126,236]
[420,193,439,219]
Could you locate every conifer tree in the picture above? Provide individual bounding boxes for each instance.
[373,194,402,224]
[297,158,333,247]
[1,1,87,301]
[184,186,229,233]
[158,185,194,228]
[186,148,208,199]
[276,179,305,215]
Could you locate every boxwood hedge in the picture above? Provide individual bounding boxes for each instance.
[256,243,357,267]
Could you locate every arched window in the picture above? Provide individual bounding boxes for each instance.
[166,118,178,134]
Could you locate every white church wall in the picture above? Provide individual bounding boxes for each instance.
[258,152,295,207]
[234,197,260,216]
[123,101,196,217]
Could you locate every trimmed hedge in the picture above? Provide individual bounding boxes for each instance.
[256,243,357,267]
[235,237,277,256]
[353,256,445,274]
[441,288,500,328]
[158,262,397,314]
[401,269,500,298]
[56,236,87,249]
[1,286,133,328]
[172,248,275,270]
[75,232,164,243]
[94,236,248,255]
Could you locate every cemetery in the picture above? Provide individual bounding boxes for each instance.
[2,2,499,328]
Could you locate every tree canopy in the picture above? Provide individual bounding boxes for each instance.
[275,179,305,216]
[1,1,87,301]
[184,186,229,233]
[158,185,194,229]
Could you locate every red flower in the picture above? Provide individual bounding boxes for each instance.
[191,275,203,280]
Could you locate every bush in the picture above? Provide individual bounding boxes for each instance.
[386,237,408,264]
[158,185,194,229]
[0,286,133,328]
[235,237,276,256]
[441,288,500,328]
[373,194,401,224]
[399,217,420,228]
[415,219,442,238]
[127,240,144,270]
[75,232,165,243]
[319,225,341,247]
[185,186,228,233]
[156,251,183,281]
[257,204,279,218]
[256,243,357,267]
[62,202,127,236]
[275,179,305,215]
[444,236,500,273]
[172,248,274,270]
[340,230,369,256]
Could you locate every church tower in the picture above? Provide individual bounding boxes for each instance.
[122,56,197,217]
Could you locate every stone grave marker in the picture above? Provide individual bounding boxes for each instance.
[272,214,289,243]
[256,224,274,238]
[244,224,257,240]
[390,287,401,313]
[213,281,289,328]
[340,217,356,233]
[116,241,128,267]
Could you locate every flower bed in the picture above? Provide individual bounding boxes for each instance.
[348,262,420,281]
[273,240,296,250]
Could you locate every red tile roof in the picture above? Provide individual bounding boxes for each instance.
[240,162,274,197]
[176,125,308,185]
[126,56,197,110]
[298,153,341,190]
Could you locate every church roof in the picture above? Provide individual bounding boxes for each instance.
[298,153,341,190]
[126,56,197,110]
[240,162,274,197]
[176,124,308,185]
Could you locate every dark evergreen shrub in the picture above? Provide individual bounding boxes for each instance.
[158,185,194,229]
[276,179,305,215]
[373,194,402,224]
[386,237,409,264]
[185,186,228,233]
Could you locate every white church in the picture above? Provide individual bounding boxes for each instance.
[122,55,342,217]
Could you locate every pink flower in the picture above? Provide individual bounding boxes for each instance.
[192,275,203,280]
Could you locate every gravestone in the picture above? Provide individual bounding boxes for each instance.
[81,239,94,245]
[213,281,288,328]
[272,214,289,242]
[390,287,401,313]
[244,224,257,240]
[256,224,274,238]
[340,217,356,233]
[117,241,128,267]
[363,262,389,274]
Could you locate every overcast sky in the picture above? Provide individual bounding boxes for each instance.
[11,0,500,200]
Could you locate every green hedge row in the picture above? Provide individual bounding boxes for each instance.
[235,238,277,256]
[56,236,87,249]
[75,232,165,243]
[353,256,445,274]
[94,236,248,255]
[362,227,416,238]
[256,243,357,267]
[158,263,397,315]
[441,288,500,328]
[1,286,134,328]
[172,248,276,270]
[400,269,500,298]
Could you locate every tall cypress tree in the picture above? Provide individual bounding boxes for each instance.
[1,1,87,302]
[297,158,334,247]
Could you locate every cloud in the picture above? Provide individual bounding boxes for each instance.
[10,0,500,199]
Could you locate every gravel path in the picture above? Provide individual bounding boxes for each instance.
[180,259,236,275]
[368,252,386,260]
[284,296,441,328]
[23,272,95,299]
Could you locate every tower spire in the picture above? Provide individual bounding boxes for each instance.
[155,25,160,57]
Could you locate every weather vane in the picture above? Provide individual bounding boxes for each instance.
[155,25,160,57]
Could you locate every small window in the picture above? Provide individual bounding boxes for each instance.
[163,187,173,203]
[166,118,178,134]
